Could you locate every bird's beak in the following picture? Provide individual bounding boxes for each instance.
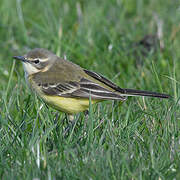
[13,56,29,63]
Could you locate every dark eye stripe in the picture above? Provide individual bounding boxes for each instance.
[34,59,40,64]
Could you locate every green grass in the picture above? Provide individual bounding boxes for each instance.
[0,0,180,179]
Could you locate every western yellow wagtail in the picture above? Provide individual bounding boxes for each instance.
[13,48,170,114]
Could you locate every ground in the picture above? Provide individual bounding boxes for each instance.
[0,0,180,179]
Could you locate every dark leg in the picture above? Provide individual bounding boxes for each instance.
[83,110,89,129]
[63,114,76,137]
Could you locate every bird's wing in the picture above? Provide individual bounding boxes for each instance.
[40,76,126,101]
[83,69,125,93]
[84,70,171,99]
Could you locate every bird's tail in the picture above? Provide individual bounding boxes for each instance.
[123,88,171,99]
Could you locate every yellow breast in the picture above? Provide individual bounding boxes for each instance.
[28,76,99,114]
[42,95,99,114]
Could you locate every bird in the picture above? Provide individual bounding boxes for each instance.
[13,48,171,115]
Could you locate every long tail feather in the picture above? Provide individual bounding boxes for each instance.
[123,88,171,99]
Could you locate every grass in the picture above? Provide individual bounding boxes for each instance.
[0,0,180,179]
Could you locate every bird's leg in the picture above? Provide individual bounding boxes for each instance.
[84,110,89,120]
[55,112,59,123]
[63,114,76,137]
[54,112,60,132]
[83,110,89,130]
[84,110,89,117]
[69,114,75,122]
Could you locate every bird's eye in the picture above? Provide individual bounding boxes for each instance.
[34,59,40,64]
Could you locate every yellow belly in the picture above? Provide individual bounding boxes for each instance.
[42,95,99,114]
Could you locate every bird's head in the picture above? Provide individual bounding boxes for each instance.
[13,48,56,75]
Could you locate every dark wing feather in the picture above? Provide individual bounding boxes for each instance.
[84,69,126,93]
[84,69,171,99]
[40,78,126,101]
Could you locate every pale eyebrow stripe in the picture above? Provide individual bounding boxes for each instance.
[38,58,49,62]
